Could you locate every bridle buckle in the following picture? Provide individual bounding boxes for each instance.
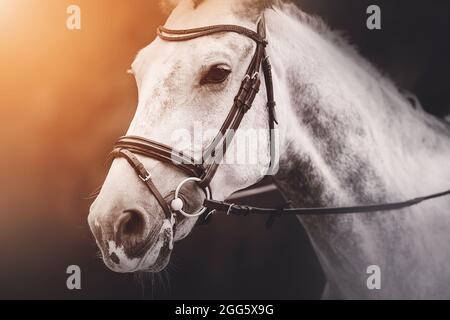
[139,170,151,182]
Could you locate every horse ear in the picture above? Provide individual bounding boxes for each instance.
[159,0,182,14]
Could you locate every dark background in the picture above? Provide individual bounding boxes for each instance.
[0,0,448,299]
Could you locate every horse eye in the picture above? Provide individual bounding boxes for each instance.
[201,65,231,85]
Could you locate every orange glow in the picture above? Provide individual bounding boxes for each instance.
[0,0,18,20]
[0,1,165,225]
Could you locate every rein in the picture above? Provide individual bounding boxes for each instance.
[204,189,450,217]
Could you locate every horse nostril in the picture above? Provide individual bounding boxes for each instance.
[117,210,146,242]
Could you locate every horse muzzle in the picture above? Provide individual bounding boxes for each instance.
[88,207,175,273]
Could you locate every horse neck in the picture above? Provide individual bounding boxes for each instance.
[266,8,450,298]
[267,8,450,205]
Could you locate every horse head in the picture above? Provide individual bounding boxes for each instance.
[88,0,276,273]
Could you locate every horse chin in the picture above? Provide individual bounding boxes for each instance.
[138,234,173,273]
[100,221,174,273]
[143,254,171,273]
[102,243,172,273]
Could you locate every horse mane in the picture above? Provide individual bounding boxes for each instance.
[272,2,450,131]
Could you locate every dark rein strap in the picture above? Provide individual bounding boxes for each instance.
[204,189,450,217]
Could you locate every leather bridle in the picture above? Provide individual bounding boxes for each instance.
[110,16,450,227]
[111,16,276,221]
